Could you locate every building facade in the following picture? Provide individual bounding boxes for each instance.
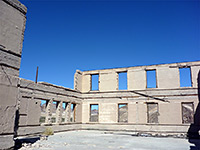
[0,0,199,149]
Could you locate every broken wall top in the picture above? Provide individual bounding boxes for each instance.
[3,0,27,15]
[74,61,200,92]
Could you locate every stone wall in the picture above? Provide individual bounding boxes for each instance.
[0,0,200,149]
[0,0,27,149]
[77,61,200,92]
[80,61,200,136]
[17,79,82,136]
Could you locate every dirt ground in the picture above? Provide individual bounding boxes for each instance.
[18,130,200,150]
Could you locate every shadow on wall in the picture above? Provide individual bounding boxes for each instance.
[188,70,200,150]
[14,110,19,138]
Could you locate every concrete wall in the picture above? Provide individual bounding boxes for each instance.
[81,88,198,135]
[1,0,200,148]
[80,61,200,92]
[74,70,82,92]
[80,61,200,136]
[17,79,82,136]
[0,0,27,149]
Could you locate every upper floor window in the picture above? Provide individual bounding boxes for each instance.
[146,70,157,88]
[91,74,99,91]
[179,67,192,87]
[118,72,127,90]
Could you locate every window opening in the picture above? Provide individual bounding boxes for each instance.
[91,74,99,91]
[40,100,48,123]
[118,72,127,90]
[179,67,192,87]
[70,103,76,122]
[182,102,194,124]
[90,104,99,122]
[146,70,157,88]
[51,101,58,123]
[118,104,128,122]
[147,103,158,123]
[62,102,68,122]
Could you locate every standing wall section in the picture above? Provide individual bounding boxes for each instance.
[81,61,200,136]
[0,0,27,149]
[17,79,83,136]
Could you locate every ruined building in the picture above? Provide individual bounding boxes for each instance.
[0,0,200,149]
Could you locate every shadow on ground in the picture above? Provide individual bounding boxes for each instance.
[14,137,40,150]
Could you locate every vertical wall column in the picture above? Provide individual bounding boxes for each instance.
[45,99,53,124]
[68,102,72,122]
[0,0,27,149]
[74,70,83,92]
[56,101,62,124]
[75,103,82,122]
[64,102,70,123]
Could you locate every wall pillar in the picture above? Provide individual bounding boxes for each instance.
[0,0,27,149]
[56,101,62,124]
[45,99,53,124]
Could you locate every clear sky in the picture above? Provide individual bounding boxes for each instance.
[19,0,200,89]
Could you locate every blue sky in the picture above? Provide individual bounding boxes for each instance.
[19,0,200,89]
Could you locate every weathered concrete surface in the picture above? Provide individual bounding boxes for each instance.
[74,70,82,92]
[18,130,194,150]
[0,0,27,149]
[128,68,146,90]
[16,78,83,137]
[0,0,26,56]
[0,0,199,148]
[82,124,189,137]
[99,71,118,91]
[80,61,200,92]
[0,135,15,150]
[80,61,200,135]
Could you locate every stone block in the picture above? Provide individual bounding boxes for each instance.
[0,65,19,76]
[137,102,147,124]
[128,103,137,123]
[157,67,180,89]
[74,70,82,91]
[0,73,18,87]
[27,99,41,125]
[99,103,117,123]
[99,72,117,91]
[19,88,33,98]
[19,115,27,126]
[0,84,18,106]
[82,74,91,92]
[19,97,28,115]
[0,49,21,69]
[19,78,35,89]
[75,103,82,122]
[82,103,89,123]
[128,69,146,90]
[0,135,14,149]
[159,102,182,124]
[17,126,45,136]
[0,105,16,134]
[0,0,26,55]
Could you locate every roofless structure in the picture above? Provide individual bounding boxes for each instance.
[0,0,199,149]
